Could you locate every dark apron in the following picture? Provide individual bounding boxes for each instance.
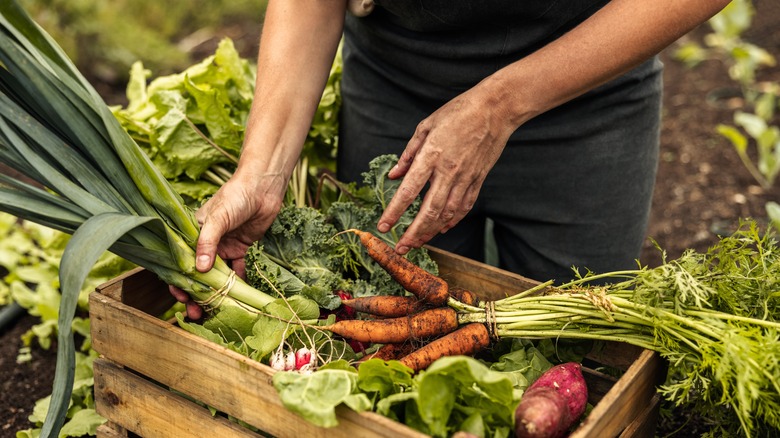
[337,1,663,282]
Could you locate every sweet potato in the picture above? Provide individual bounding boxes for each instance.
[514,386,571,438]
[514,362,588,438]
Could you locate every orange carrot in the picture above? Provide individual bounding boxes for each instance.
[398,323,490,372]
[322,307,459,344]
[358,342,417,363]
[346,229,449,306]
[448,286,479,307]
[343,289,478,319]
[342,295,427,318]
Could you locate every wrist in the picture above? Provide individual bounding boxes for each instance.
[480,67,545,130]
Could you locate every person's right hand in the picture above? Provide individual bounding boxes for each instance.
[169,170,287,319]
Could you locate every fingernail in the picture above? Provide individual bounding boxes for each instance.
[397,245,409,254]
[196,254,211,271]
[377,222,390,233]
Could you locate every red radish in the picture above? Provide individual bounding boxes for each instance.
[294,347,312,370]
[335,290,357,319]
[348,339,369,353]
[514,362,588,438]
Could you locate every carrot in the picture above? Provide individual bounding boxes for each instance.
[448,286,479,306]
[398,323,490,372]
[322,307,459,344]
[342,295,427,318]
[343,289,477,318]
[358,342,417,363]
[345,229,449,306]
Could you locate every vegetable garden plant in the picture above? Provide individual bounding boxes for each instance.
[1,2,780,437]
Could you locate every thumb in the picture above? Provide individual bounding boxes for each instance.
[195,221,224,272]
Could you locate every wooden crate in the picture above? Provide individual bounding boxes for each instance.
[90,247,666,438]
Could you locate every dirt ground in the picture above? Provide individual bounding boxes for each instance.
[1,3,780,437]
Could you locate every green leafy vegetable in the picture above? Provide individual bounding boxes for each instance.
[273,342,553,438]
[273,365,371,428]
[0,4,294,435]
[114,38,254,203]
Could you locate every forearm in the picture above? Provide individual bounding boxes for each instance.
[236,0,346,193]
[488,0,731,126]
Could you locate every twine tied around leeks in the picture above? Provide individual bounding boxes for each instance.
[195,270,237,313]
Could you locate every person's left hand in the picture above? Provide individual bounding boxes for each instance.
[377,82,518,254]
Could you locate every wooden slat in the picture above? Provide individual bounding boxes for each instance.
[427,246,543,301]
[89,292,427,438]
[569,349,665,438]
[95,422,128,438]
[584,341,643,371]
[582,367,619,405]
[619,395,661,438]
[94,359,261,438]
[96,266,176,317]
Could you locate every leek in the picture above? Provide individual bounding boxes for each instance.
[0,2,274,435]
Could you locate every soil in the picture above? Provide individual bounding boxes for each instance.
[1,3,780,437]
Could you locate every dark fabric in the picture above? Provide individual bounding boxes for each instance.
[337,3,663,283]
[342,0,610,103]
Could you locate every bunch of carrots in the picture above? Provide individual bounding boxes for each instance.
[321,229,492,371]
[318,228,780,436]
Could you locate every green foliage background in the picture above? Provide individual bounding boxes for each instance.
[20,0,267,91]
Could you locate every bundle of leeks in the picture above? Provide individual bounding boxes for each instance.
[0,3,276,435]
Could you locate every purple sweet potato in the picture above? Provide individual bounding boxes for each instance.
[514,386,571,438]
[514,362,588,438]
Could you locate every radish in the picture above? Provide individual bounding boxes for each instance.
[514,362,588,438]
[269,351,287,371]
[295,347,312,370]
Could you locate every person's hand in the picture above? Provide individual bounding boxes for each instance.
[377,82,518,254]
[169,170,287,319]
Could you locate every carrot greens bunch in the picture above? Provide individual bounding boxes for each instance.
[320,221,780,437]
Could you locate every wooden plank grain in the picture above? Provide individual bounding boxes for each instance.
[582,367,619,405]
[427,246,543,301]
[619,395,661,438]
[569,350,665,438]
[95,422,127,438]
[584,341,643,371]
[96,266,176,317]
[89,292,426,438]
[94,359,261,438]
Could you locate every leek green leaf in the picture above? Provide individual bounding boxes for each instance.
[43,212,157,436]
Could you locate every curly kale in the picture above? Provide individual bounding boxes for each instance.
[246,206,350,309]
[244,154,438,306]
[328,157,438,297]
